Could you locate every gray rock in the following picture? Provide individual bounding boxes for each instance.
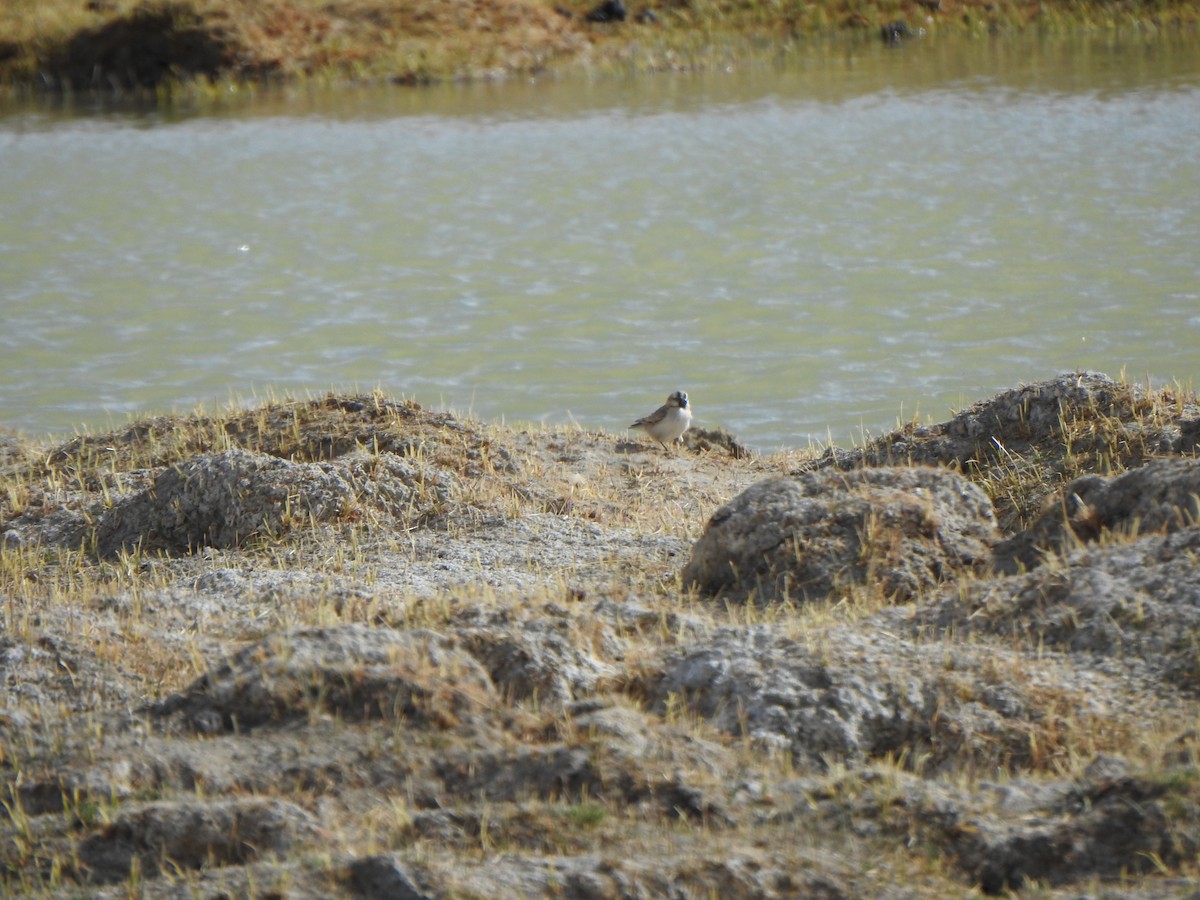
[572,704,654,759]
[949,762,1181,894]
[346,855,431,899]
[13,759,134,817]
[154,625,496,732]
[590,597,711,644]
[996,457,1200,572]
[454,606,620,706]
[435,745,600,801]
[444,852,846,899]
[0,428,27,467]
[921,526,1200,690]
[3,446,460,563]
[649,625,1070,770]
[683,466,997,604]
[0,632,138,715]
[811,371,1200,539]
[96,448,353,556]
[341,451,459,521]
[652,627,927,764]
[822,371,1142,470]
[77,797,320,884]
[936,371,1128,449]
[2,505,92,550]
[774,755,1194,895]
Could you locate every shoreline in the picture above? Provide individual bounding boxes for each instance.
[1,0,1197,95]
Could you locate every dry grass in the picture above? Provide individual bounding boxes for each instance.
[3,388,1200,895]
[978,378,1199,533]
[860,375,1200,536]
[0,388,770,704]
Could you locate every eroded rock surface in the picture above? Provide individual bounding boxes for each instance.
[683,466,997,604]
[648,624,1123,771]
[947,756,1190,893]
[95,448,354,555]
[996,456,1200,572]
[4,382,1200,898]
[153,625,496,733]
[77,798,320,884]
[826,371,1199,470]
[920,526,1200,691]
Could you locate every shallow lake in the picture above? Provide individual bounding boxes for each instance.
[2,32,1199,450]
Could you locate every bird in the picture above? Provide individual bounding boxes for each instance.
[629,390,692,449]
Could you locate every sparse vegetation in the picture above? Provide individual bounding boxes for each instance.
[1,375,1199,895]
[0,0,1196,93]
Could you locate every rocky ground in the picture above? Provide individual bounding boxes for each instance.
[2,372,1200,898]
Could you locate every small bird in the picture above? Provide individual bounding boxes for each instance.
[630,390,692,449]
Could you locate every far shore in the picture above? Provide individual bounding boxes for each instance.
[1,0,1197,95]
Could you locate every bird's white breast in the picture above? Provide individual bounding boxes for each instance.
[649,405,692,442]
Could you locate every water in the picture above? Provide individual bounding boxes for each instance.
[2,33,1199,450]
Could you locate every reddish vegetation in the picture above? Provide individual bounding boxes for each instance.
[4,0,1196,91]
